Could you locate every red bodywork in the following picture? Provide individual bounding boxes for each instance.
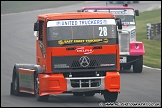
[18,12,120,96]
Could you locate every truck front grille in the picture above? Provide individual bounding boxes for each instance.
[71,79,101,88]
[119,33,130,54]
[71,60,98,67]
[52,54,116,69]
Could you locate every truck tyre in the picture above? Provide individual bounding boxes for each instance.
[34,75,49,101]
[84,92,95,96]
[73,92,84,96]
[103,90,118,102]
[10,66,21,96]
[13,73,20,96]
[133,56,143,73]
[10,82,14,95]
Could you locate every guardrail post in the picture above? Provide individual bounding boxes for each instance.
[146,23,151,40]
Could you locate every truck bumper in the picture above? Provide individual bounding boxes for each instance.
[104,72,120,92]
[38,72,120,96]
[39,74,67,96]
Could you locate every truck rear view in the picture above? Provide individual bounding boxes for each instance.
[10,12,122,102]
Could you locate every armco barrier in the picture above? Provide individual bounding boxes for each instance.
[147,23,161,40]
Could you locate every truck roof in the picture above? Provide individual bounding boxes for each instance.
[81,6,134,10]
[38,12,115,21]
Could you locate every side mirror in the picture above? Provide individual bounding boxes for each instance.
[116,18,122,30]
[135,10,139,16]
[34,22,39,31]
[34,31,38,37]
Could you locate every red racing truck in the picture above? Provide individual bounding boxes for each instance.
[78,3,145,73]
[10,12,122,102]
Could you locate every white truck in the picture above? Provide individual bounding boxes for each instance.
[78,3,145,73]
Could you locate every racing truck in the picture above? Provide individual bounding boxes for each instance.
[77,3,145,73]
[10,12,122,102]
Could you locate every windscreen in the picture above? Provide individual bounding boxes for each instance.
[47,19,117,47]
[83,9,135,25]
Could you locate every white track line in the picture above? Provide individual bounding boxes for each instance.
[2,74,12,80]
[143,65,161,71]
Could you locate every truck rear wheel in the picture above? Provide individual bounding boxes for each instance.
[13,74,20,95]
[133,56,143,73]
[103,90,118,102]
[10,66,21,96]
[10,82,14,95]
[34,75,49,101]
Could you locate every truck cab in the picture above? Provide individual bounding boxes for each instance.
[11,12,122,102]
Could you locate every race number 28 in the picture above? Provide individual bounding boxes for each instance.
[99,27,107,36]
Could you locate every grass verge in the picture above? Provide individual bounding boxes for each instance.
[136,9,161,69]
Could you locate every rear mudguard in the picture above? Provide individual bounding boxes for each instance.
[11,64,43,94]
[11,64,36,82]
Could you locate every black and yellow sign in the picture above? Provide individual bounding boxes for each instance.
[58,38,108,45]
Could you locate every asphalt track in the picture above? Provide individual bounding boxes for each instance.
[1,1,161,107]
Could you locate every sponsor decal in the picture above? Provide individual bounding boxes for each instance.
[76,46,93,54]
[47,19,116,27]
[54,64,69,68]
[100,64,115,66]
[135,44,139,49]
[57,39,108,45]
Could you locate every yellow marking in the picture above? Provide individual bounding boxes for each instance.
[74,40,85,43]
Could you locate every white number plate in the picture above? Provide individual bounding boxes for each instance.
[120,57,127,63]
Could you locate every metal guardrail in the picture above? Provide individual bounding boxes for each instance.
[147,23,161,40]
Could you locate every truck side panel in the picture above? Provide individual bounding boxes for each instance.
[18,68,35,94]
